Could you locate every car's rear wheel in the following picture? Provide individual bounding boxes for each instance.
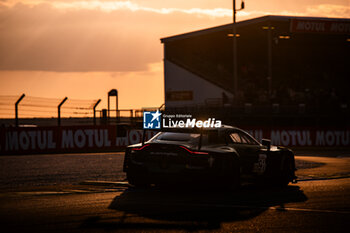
[127,171,150,188]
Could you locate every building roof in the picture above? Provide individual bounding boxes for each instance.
[161,15,350,43]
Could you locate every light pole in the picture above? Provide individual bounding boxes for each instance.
[232,0,245,100]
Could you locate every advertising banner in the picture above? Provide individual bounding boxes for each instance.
[0,125,156,155]
[290,19,350,34]
[166,91,193,101]
[245,128,350,147]
[0,126,349,155]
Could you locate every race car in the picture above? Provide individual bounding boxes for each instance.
[123,125,297,188]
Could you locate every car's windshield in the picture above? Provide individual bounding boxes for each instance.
[153,132,200,142]
[150,131,226,145]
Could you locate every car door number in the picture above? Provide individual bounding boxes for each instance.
[253,154,267,175]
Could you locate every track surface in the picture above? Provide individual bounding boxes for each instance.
[0,151,350,232]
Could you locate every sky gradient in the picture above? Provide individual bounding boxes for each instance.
[0,0,349,117]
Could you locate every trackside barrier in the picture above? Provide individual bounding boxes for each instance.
[0,126,349,155]
[0,126,157,155]
[244,128,350,147]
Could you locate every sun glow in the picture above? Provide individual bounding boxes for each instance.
[2,0,234,18]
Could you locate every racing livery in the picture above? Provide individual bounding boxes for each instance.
[123,125,297,188]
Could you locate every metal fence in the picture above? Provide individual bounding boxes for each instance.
[0,94,162,127]
[0,94,101,126]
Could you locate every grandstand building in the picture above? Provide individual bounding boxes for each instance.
[161,15,350,111]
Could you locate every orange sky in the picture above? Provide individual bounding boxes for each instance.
[0,0,349,117]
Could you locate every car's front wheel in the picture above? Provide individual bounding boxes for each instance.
[223,156,240,190]
[274,156,294,187]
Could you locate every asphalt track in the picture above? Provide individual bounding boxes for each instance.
[0,151,349,233]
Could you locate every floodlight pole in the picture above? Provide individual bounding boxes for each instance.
[58,97,68,127]
[233,0,238,97]
[15,94,25,127]
[267,21,273,95]
[93,99,101,125]
[232,0,245,101]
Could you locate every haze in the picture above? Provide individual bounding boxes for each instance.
[0,0,349,114]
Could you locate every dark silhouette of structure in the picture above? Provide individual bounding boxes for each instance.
[161,15,350,113]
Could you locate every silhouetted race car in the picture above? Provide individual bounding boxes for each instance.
[123,125,297,188]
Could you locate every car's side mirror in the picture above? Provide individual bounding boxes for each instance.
[261,139,271,150]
